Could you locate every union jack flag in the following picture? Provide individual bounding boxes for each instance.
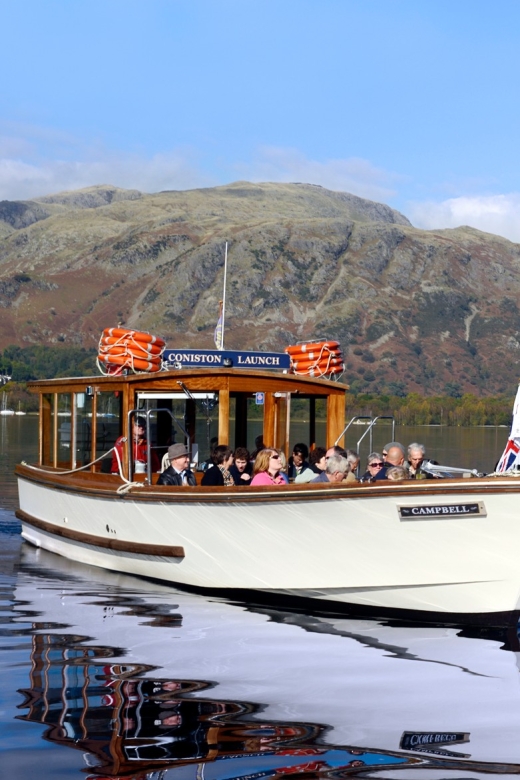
[496,437,520,472]
[496,384,520,472]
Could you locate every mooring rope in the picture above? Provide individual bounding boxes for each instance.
[20,444,144,493]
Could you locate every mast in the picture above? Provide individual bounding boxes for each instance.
[221,241,228,350]
[214,242,228,351]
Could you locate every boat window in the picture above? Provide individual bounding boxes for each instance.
[246,396,264,453]
[137,394,220,470]
[135,397,185,467]
[95,392,122,471]
[73,391,93,469]
[289,397,327,450]
[41,394,54,467]
[57,393,72,468]
[195,397,220,466]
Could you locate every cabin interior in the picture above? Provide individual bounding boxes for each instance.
[30,370,347,481]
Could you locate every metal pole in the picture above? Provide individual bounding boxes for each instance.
[221,242,228,350]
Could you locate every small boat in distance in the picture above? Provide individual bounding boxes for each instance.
[14,344,520,626]
[0,392,14,415]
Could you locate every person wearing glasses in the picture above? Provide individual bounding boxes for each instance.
[359,452,385,482]
[251,449,287,485]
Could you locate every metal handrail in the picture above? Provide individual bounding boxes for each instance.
[422,460,481,478]
[336,415,395,454]
[128,407,191,483]
[334,416,373,445]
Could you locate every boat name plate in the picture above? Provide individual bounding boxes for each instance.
[400,731,470,749]
[400,732,470,757]
[398,501,486,520]
[163,348,291,370]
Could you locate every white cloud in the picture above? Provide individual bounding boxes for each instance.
[0,142,216,201]
[234,146,402,202]
[409,194,520,243]
[0,133,404,204]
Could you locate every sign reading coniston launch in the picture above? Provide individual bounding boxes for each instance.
[163,349,291,370]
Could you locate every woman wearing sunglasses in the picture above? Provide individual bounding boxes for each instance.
[359,452,385,482]
[251,449,287,486]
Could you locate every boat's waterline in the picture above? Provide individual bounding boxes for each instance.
[17,471,520,622]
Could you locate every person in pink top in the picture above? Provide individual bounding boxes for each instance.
[251,449,286,486]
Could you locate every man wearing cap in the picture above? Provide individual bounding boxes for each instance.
[157,443,196,486]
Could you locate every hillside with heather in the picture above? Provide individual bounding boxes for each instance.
[1,181,520,395]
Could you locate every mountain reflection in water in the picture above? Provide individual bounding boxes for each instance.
[5,543,520,779]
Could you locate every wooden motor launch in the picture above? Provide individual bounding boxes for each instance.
[13,332,520,626]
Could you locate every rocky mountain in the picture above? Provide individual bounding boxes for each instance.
[0,180,519,395]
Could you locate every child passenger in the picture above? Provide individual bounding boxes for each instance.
[229,447,253,484]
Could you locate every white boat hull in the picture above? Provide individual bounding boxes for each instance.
[16,470,520,622]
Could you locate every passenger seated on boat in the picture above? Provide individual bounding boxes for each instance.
[325,445,347,459]
[201,446,234,486]
[250,449,287,486]
[310,455,350,483]
[386,466,409,481]
[277,449,290,483]
[359,452,384,482]
[288,443,311,480]
[294,446,327,483]
[372,443,407,481]
[344,449,360,483]
[407,443,433,479]
[229,447,253,484]
[382,442,406,462]
[157,443,196,486]
[251,435,266,460]
[111,416,160,475]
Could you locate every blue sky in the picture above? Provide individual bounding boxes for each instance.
[1,0,520,240]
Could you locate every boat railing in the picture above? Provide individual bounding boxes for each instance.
[422,460,482,478]
[336,415,396,470]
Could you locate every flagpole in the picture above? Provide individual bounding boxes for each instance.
[220,242,228,350]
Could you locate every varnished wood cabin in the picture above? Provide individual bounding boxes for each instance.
[27,368,347,483]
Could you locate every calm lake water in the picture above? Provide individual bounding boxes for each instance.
[1,416,519,779]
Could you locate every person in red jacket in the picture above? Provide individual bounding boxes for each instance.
[111,416,160,474]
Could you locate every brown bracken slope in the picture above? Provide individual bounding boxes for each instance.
[1,180,520,395]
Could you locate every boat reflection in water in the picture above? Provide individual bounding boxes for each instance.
[13,544,520,779]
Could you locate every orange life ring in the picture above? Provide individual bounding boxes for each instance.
[98,351,163,368]
[99,337,164,356]
[290,357,344,371]
[293,364,344,378]
[285,341,340,356]
[98,345,162,362]
[102,327,166,347]
[289,350,343,363]
[98,353,162,372]
[288,347,343,357]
